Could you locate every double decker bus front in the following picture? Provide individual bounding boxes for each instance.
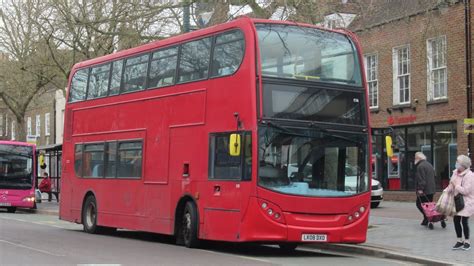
[0,143,36,211]
[245,23,370,243]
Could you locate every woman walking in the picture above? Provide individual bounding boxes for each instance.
[444,155,474,251]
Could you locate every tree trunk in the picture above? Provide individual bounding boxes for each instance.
[14,115,26,142]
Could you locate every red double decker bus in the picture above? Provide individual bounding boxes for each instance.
[60,17,371,249]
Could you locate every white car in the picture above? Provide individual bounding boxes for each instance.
[370,179,383,208]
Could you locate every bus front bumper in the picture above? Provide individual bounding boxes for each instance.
[0,198,36,209]
[239,197,368,244]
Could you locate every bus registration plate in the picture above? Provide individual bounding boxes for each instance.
[301,234,327,242]
[0,202,11,206]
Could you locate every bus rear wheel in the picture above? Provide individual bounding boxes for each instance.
[181,201,200,248]
[6,207,16,213]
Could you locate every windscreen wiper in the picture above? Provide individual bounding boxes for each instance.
[262,121,307,137]
[308,122,364,145]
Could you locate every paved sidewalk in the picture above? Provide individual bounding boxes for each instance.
[36,200,59,215]
[317,201,473,265]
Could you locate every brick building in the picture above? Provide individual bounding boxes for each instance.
[346,0,473,191]
[0,89,64,147]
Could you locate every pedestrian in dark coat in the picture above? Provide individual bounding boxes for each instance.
[414,152,436,226]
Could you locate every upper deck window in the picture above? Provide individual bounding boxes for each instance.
[211,30,245,77]
[67,29,244,103]
[123,54,149,93]
[256,24,361,86]
[109,60,123,96]
[69,68,88,102]
[148,47,178,89]
[178,37,211,83]
[88,63,111,99]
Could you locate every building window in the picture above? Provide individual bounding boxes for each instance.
[427,36,447,101]
[36,115,41,137]
[392,46,410,105]
[11,120,15,140]
[45,113,50,136]
[364,54,378,109]
[27,117,32,136]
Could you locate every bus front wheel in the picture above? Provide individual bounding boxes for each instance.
[6,207,16,213]
[181,201,200,248]
[279,243,298,252]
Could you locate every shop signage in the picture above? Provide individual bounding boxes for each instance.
[464,118,474,134]
[387,115,417,125]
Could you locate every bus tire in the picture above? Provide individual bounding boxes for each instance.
[279,243,298,252]
[82,195,100,234]
[371,202,380,208]
[6,207,16,213]
[181,201,200,248]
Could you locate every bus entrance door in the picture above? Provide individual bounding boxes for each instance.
[202,132,248,241]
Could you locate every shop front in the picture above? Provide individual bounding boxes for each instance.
[372,121,457,191]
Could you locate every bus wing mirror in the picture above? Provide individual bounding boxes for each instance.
[385,136,393,158]
[229,134,241,157]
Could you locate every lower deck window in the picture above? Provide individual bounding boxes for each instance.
[74,140,143,179]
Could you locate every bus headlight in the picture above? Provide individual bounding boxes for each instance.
[345,205,367,225]
[258,198,286,224]
[23,196,35,202]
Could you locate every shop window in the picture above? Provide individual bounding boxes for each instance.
[434,123,457,189]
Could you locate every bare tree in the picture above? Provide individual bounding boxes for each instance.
[37,0,193,96]
[0,0,56,141]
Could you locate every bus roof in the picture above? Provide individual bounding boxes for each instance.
[0,140,36,148]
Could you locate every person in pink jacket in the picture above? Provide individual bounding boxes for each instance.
[444,155,474,251]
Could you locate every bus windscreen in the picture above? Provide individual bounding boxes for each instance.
[0,145,34,189]
[257,24,362,86]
